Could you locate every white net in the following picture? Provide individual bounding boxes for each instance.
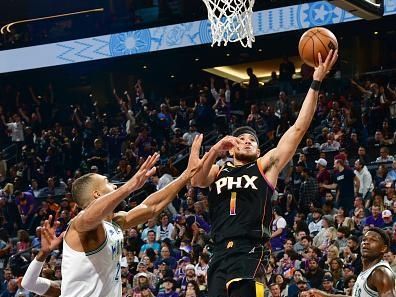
[202,0,255,48]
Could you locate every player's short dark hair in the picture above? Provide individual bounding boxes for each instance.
[232,126,259,145]
[366,227,391,248]
[301,236,312,243]
[71,173,96,208]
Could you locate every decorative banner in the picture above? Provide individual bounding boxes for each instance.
[0,0,395,73]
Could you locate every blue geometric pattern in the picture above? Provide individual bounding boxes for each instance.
[109,30,151,56]
[0,0,395,73]
[297,1,345,28]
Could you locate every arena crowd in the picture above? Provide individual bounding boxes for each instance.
[0,64,395,297]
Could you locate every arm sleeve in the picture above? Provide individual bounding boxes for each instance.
[21,258,51,295]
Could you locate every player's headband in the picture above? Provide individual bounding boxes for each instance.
[232,126,259,145]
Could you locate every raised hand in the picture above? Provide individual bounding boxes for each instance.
[186,134,206,178]
[212,135,243,155]
[41,215,64,254]
[313,49,338,82]
[130,153,160,190]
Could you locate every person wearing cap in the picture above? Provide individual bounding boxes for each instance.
[191,50,338,297]
[176,264,196,294]
[381,210,394,230]
[315,158,331,200]
[133,261,157,288]
[174,256,191,280]
[296,277,310,296]
[320,158,360,214]
[158,277,178,297]
[308,208,324,237]
[90,165,99,173]
[134,272,156,297]
[321,275,343,295]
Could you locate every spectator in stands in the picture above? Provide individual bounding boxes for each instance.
[306,258,325,289]
[246,104,263,131]
[141,218,158,242]
[321,158,359,214]
[155,246,177,271]
[320,133,340,152]
[308,208,323,237]
[279,57,295,95]
[177,263,197,294]
[321,274,344,295]
[299,168,319,212]
[170,98,191,133]
[315,158,330,200]
[246,67,259,100]
[14,190,34,228]
[386,160,396,182]
[354,158,373,201]
[139,230,161,257]
[365,205,384,228]
[156,213,174,242]
[302,137,320,155]
[384,251,396,273]
[382,209,394,231]
[270,206,288,252]
[193,94,214,133]
[182,121,200,147]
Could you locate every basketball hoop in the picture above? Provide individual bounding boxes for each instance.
[202,0,255,48]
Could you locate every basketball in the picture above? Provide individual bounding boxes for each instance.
[298,27,338,68]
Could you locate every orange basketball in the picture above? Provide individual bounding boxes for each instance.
[298,27,338,68]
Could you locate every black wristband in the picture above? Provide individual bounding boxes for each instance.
[310,80,321,91]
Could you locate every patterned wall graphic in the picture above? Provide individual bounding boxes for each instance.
[0,0,395,73]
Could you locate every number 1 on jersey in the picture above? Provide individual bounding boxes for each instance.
[230,192,237,215]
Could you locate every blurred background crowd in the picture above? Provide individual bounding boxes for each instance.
[0,59,395,297]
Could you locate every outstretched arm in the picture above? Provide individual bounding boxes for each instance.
[21,216,62,297]
[260,50,338,186]
[113,135,206,229]
[73,154,159,233]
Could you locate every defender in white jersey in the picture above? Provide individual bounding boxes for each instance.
[20,135,206,297]
[305,227,396,297]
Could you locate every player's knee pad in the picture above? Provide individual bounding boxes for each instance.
[228,279,265,297]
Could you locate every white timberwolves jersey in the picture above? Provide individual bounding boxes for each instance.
[352,260,394,297]
[61,221,124,297]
